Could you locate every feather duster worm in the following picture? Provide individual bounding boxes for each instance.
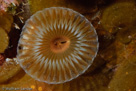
[17,7,99,84]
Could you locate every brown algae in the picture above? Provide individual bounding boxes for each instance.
[101,2,136,34]
[0,13,13,33]
[0,27,9,53]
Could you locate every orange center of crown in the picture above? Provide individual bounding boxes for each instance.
[50,36,70,53]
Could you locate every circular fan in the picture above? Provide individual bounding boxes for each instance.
[17,7,99,84]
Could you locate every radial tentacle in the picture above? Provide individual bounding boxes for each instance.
[17,7,99,84]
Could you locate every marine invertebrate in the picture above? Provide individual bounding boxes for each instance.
[17,7,99,84]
